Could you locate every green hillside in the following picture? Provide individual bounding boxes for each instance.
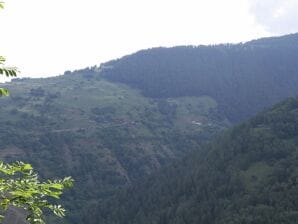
[98,97,298,224]
[0,72,226,223]
[1,33,298,223]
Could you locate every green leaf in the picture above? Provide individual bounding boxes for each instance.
[0,56,5,64]
[22,163,33,170]
[0,88,9,96]
[0,160,73,223]
[0,67,18,77]
[48,183,64,190]
[0,199,10,210]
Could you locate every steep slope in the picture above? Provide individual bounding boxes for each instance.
[97,97,298,224]
[0,72,226,223]
[101,33,298,122]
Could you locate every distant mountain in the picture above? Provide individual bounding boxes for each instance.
[101,33,298,122]
[97,97,298,224]
[1,33,298,223]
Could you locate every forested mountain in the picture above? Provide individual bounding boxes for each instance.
[0,33,298,223]
[0,73,226,223]
[102,33,298,122]
[95,97,298,224]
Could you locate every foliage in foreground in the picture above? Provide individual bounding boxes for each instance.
[0,161,73,223]
[0,56,17,96]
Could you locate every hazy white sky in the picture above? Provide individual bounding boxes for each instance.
[0,0,297,78]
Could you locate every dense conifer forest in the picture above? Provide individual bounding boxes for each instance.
[93,97,298,224]
[102,33,298,122]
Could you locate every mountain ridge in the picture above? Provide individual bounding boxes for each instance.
[101,32,298,122]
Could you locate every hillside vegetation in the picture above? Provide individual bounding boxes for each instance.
[0,73,225,223]
[97,97,298,224]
